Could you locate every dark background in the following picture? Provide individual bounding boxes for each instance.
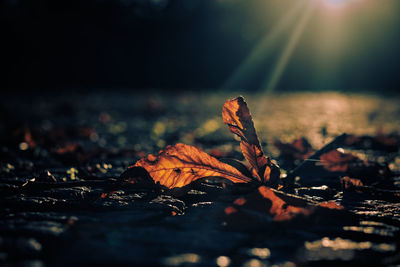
[2,0,400,92]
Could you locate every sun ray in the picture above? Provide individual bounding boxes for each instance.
[220,0,306,91]
[262,1,316,93]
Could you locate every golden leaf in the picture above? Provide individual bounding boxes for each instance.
[222,96,279,185]
[132,143,254,189]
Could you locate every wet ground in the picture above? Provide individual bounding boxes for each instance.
[1,90,400,266]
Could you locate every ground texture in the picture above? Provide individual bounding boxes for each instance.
[1,91,400,266]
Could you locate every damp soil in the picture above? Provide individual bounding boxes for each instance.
[1,91,400,266]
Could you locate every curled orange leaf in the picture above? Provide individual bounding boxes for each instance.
[222,97,279,185]
[257,186,315,221]
[131,143,254,190]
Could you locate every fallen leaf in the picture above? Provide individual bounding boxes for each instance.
[340,176,364,190]
[224,206,238,215]
[340,176,400,202]
[131,143,254,190]
[209,148,227,158]
[219,158,253,178]
[257,186,314,221]
[123,96,280,192]
[344,133,400,152]
[24,128,36,148]
[225,186,315,222]
[222,97,279,186]
[318,201,344,210]
[225,186,344,223]
[55,142,80,155]
[120,166,155,186]
[320,149,392,184]
[274,137,314,160]
[320,149,359,173]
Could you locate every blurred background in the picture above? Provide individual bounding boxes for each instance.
[2,0,400,92]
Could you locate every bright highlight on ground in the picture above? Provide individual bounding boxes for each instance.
[324,0,359,7]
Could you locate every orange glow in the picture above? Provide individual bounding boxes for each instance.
[224,206,238,215]
[233,197,247,206]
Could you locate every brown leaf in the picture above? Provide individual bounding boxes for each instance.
[319,149,359,173]
[274,137,314,160]
[257,186,315,221]
[224,186,344,223]
[132,143,254,190]
[340,176,400,202]
[344,133,400,152]
[318,201,344,210]
[340,176,364,190]
[55,142,80,155]
[320,149,391,184]
[222,96,279,185]
[224,186,315,222]
[24,128,36,148]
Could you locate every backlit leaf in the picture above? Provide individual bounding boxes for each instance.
[222,97,279,185]
[131,143,254,190]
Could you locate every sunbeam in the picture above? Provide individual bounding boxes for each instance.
[262,2,316,93]
[221,0,306,91]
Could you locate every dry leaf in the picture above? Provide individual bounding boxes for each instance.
[256,186,315,221]
[222,97,279,185]
[318,201,344,210]
[340,176,364,190]
[55,142,80,155]
[274,137,314,160]
[24,129,36,148]
[340,176,400,202]
[224,186,344,223]
[131,143,254,190]
[123,96,280,192]
[225,186,315,222]
[319,149,359,173]
[320,149,391,184]
[344,133,400,152]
